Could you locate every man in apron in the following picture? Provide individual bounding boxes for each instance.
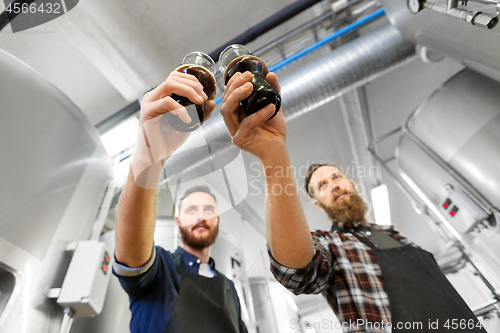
[219,71,486,332]
[113,70,247,333]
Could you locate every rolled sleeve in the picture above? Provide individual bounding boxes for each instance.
[112,245,163,298]
[112,245,156,277]
[267,237,333,295]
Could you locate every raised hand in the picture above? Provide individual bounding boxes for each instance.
[220,71,287,161]
[131,71,216,188]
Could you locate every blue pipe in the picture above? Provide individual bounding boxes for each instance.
[214,8,385,105]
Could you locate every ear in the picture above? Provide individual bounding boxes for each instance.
[314,201,324,211]
[174,217,180,227]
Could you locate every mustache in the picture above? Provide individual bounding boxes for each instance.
[191,220,209,231]
[332,190,353,201]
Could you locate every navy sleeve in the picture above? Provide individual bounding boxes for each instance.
[113,246,163,299]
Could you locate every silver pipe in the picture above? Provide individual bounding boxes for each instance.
[469,0,499,5]
[58,307,74,333]
[260,250,280,333]
[426,2,499,29]
[448,0,459,11]
[160,24,416,185]
[473,299,500,316]
[90,181,117,241]
[458,244,500,299]
[367,128,427,214]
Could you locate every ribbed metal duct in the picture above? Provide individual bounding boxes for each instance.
[162,23,416,183]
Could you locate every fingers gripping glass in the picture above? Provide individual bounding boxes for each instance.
[166,52,217,132]
[219,44,281,120]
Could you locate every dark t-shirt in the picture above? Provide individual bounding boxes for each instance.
[113,246,247,333]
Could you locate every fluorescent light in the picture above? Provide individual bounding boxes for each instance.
[100,117,139,157]
[371,184,392,225]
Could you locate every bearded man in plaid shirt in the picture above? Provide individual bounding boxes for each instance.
[266,163,485,333]
[219,72,485,333]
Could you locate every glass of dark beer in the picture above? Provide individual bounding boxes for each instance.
[219,44,281,119]
[166,51,217,132]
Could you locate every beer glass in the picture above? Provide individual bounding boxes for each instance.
[166,52,217,132]
[219,44,281,119]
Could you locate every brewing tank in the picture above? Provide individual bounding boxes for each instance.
[0,49,112,332]
[395,69,500,300]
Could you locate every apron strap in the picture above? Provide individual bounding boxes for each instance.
[336,226,404,250]
[351,231,378,250]
[173,249,186,275]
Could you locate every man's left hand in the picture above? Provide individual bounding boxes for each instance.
[220,71,287,161]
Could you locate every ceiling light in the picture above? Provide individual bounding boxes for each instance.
[371,184,392,225]
[100,117,139,157]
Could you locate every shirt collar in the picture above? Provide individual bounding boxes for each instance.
[330,222,370,232]
[177,246,216,270]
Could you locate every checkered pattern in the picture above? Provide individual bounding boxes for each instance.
[268,225,411,333]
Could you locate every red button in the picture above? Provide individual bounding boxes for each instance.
[103,265,108,273]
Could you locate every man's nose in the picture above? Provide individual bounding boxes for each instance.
[196,211,205,223]
[330,182,341,194]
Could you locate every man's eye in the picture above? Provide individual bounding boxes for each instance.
[188,208,195,213]
[205,208,214,213]
[319,183,326,189]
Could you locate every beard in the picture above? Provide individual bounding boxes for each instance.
[319,191,368,229]
[179,219,219,250]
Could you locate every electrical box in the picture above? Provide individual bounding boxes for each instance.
[57,241,112,317]
[441,187,489,233]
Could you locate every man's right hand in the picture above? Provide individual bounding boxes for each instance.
[139,70,215,126]
[131,71,216,189]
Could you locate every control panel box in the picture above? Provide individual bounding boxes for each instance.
[441,187,489,233]
[57,241,112,318]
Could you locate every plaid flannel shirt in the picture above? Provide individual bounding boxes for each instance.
[268,224,412,333]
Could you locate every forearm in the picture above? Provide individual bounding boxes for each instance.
[114,162,162,267]
[262,144,314,269]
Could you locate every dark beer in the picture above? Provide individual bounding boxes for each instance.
[224,55,281,119]
[167,64,216,132]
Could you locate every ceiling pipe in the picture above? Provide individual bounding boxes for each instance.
[161,23,416,184]
[96,0,326,133]
[208,0,326,61]
[159,23,416,236]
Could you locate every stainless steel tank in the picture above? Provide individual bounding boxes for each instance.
[382,0,500,82]
[0,49,112,332]
[396,69,500,302]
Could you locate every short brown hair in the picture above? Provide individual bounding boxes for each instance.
[304,163,340,198]
[177,185,217,213]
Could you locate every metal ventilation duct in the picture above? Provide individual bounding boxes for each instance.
[162,23,416,184]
